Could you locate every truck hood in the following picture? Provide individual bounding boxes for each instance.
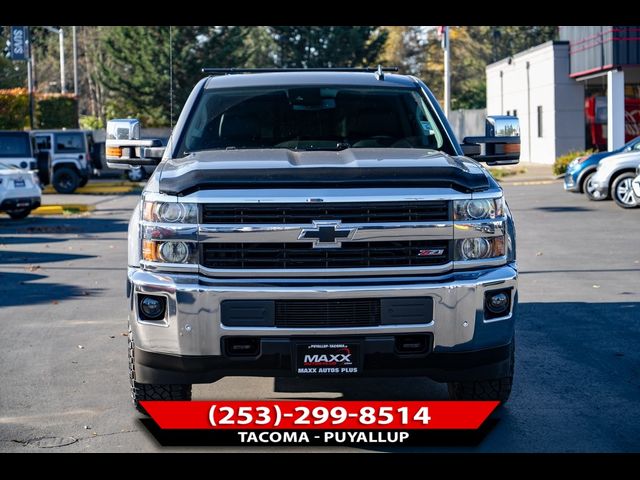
[159,148,489,196]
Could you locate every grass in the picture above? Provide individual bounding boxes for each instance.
[488,166,528,180]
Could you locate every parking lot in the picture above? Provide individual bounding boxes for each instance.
[0,180,638,452]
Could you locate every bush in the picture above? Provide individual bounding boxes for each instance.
[0,88,29,129]
[79,115,104,130]
[36,93,78,129]
[553,149,595,176]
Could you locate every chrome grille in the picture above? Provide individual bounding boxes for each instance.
[202,201,450,224]
[201,240,450,269]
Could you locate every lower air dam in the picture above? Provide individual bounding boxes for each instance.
[238,431,410,443]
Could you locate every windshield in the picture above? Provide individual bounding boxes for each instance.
[178,86,450,156]
[0,133,31,158]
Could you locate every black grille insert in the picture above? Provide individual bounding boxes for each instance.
[275,299,380,327]
[202,201,450,224]
[202,240,450,269]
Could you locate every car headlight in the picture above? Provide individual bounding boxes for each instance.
[143,201,197,223]
[455,236,505,261]
[142,240,197,264]
[453,198,503,221]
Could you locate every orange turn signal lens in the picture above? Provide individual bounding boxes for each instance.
[106,146,122,157]
[492,235,505,257]
[142,240,158,261]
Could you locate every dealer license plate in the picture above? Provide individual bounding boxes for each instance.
[296,342,360,376]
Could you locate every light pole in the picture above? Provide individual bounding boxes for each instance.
[424,26,452,118]
[43,26,65,94]
[442,26,451,118]
[72,26,78,95]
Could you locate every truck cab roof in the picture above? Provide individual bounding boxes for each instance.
[204,72,419,90]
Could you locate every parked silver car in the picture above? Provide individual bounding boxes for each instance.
[632,164,640,203]
[590,151,640,208]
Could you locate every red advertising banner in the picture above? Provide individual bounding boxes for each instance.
[141,401,498,430]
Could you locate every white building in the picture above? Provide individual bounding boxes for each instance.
[486,27,640,165]
[486,41,584,164]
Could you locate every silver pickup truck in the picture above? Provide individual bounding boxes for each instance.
[106,68,520,411]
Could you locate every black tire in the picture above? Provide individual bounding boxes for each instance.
[611,172,639,209]
[52,167,81,194]
[7,208,31,220]
[580,170,598,196]
[585,174,608,201]
[78,177,89,188]
[447,341,515,403]
[128,328,192,414]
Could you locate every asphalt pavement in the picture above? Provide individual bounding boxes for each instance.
[0,181,638,452]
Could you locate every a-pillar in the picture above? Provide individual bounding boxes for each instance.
[607,69,625,151]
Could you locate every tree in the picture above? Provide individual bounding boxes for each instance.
[390,26,558,110]
[99,26,248,127]
[269,27,388,68]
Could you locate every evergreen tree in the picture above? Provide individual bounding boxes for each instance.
[269,26,387,68]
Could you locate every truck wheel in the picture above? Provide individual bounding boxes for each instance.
[52,167,80,194]
[611,172,639,208]
[78,177,89,188]
[127,167,147,182]
[7,208,31,220]
[128,328,192,414]
[447,341,514,403]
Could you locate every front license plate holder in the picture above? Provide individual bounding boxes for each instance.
[295,341,361,377]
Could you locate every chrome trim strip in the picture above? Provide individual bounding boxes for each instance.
[198,221,453,243]
[453,256,507,270]
[453,219,505,239]
[140,261,199,274]
[198,263,454,278]
[141,223,198,241]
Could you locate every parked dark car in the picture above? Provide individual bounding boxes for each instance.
[564,136,640,200]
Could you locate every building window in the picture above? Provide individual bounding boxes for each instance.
[537,106,543,137]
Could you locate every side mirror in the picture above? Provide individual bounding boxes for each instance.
[105,119,165,169]
[461,116,520,165]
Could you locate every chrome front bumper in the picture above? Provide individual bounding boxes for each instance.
[127,264,518,357]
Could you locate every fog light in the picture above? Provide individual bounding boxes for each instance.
[484,289,511,319]
[139,295,165,320]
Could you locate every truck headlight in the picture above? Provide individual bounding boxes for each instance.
[455,236,505,260]
[142,240,197,264]
[143,201,197,223]
[453,198,503,220]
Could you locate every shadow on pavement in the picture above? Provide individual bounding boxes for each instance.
[0,271,103,307]
[0,236,68,246]
[0,215,129,235]
[0,250,95,264]
[535,206,594,212]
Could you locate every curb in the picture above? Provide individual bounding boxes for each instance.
[32,204,96,216]
[43,181,144,195]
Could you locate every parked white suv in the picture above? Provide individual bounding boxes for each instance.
[0,162,41,220]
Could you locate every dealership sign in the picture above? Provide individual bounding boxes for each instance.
[10,26,29,61]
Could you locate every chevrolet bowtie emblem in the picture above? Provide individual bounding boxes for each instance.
[298,220,357,248]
